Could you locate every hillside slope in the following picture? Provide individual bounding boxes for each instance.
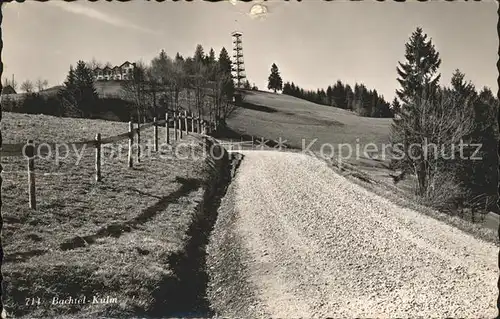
[1,112,227,318]
[227,90,392,160]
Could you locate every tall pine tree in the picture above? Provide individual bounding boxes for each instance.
[396,27,441,104]
[58,61,98,117]
[391,97,401,116]
[267,63,283,93]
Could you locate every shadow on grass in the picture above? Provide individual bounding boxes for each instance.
[127,187,164,200]
[6,177,203,262]
[60,177,202,251]
[148,146,232,318]
[239,101,278,113]
[4,249,48,263]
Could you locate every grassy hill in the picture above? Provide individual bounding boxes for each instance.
[221,90,420,196]
[227,90,393,165]
[2,81,128,101]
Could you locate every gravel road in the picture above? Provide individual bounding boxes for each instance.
[208,150,498,318]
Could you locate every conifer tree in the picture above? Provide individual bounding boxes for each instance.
[194,44,205,64]
[345,84,353,110]
[207,48,216,65]
[396,27,441,104]
[267,63,283,93]
[214,47,235,126]
[390,29,476,200]
[58,61,98,117]
[175,52,184,62]
[391,97,401,115]
[243,80,251,89]
[326,85,333,106]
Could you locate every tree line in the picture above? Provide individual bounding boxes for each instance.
[4,44,239,127]
[2,77,49,93]
[263,62,394,118]
[56,44,237,128]
[282,80,394,118]
[390,27,498,216]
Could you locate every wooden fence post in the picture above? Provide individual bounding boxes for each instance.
[251,135,254,147]
[95,133,101,182]
[184,110,188,135]
[136,120,141,162]
[0,66,4,319]
[128,121,133,168]
[179,112,183,139]
[174,112,178,140]
[191,113,195,133]
[165,112,170,144]
[154,116,158,152]
[198,116,202,133]
[26,139,36,209]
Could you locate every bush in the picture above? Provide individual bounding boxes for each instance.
[417,170,465,212]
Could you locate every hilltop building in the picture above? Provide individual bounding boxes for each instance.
[93,61,136,81]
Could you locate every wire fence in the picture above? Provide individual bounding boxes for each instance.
[3,110,214,210]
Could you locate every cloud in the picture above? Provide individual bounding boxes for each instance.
[47,1,159,35]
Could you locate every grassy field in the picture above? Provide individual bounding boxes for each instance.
[226,90,403,185]
[1,112,224,318]
[228,90,392,156]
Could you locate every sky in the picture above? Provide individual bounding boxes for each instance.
[3,0,498,101]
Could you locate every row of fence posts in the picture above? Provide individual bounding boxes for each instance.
[25,110,213,210]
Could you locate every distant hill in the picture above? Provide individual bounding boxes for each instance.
[40,81,126,99]
[16,81,127,100]
[2,85,64,102]
[226,89,392,157]
[40,85,64,96]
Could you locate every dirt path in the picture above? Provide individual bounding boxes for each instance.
[209,150,498,318]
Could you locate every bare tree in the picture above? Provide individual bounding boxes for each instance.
[168,59,186,113]
[121,61,150,122]
[20,80,34,93]
[87,57,102,70]
[209,70,237,129]
[36,78,49,92]
[139,66,162,119]
[390,89,475,205]
[150,50,174,113]
[187,61,208,121]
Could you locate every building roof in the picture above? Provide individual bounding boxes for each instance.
[120,61,132,67]
[103,66,111,71]
[94,67,102,71]
[112,66,120,70]
[2,85,16,94]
